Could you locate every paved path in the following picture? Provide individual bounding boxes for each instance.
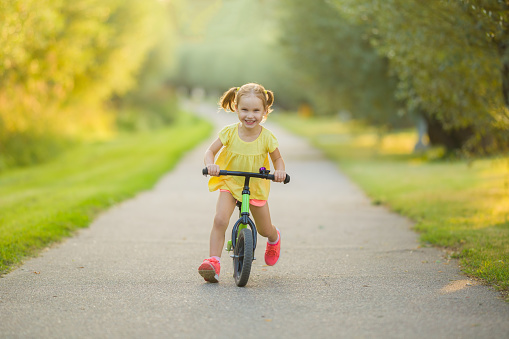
[1,103,508,339]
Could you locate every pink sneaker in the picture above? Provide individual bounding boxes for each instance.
[265,229,281,266]
[198,257,220,283]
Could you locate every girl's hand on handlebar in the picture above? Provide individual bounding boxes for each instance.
[273,169,286,183]
[206,164,221,176]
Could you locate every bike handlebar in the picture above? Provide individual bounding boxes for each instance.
[202,167,290,184]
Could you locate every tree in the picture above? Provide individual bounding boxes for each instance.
[0,0,167,167]
[276,0,406,127]
[337,0,509,153]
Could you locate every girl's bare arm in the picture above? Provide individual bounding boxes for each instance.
[269,148,286,182]
[204,138,224,176]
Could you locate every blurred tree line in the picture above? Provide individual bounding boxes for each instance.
[0,0,177,169]
[173,0,509,155]
[281,0,509,154]
[276,0,405,128]
[170,0,302,109]
[3,0,507,168]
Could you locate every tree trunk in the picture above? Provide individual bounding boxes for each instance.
[498,40,509,108]
[420,111,474,152]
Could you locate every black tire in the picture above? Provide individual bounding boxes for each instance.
[233,228,253,287]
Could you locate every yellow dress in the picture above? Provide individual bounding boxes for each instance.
[208,123,279,201]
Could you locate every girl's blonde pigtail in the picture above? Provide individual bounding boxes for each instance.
[266,90,274,108]
[219,87,238,112]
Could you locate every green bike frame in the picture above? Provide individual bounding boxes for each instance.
[226,192,250,252]
[226,176,258,253]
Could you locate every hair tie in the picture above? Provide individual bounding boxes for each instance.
[236,87,240,92]
[264,90,267,94]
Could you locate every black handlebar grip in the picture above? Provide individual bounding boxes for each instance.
[202,167,227,176]
[284,174,290,184]
[267,174,290,184]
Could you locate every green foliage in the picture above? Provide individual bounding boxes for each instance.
[0,130,74,169]
[115,90,179,132]
[276,0,407,127]
[0,112,212,274]
[278,114,509,293]
[0,0,172,168]
[336,0,509,153]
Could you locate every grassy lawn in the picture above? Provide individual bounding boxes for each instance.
[276,115,509,296]
[0,112,212,274]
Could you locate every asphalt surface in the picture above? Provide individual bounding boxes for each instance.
[1,102,508,339]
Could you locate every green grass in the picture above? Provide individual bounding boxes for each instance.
[0,112,212,274]
[276,114,509,296]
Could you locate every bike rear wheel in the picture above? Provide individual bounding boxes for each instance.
[233,228,253,287]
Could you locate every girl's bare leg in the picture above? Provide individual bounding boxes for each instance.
[209,191,237,257]
[249,203,278,242]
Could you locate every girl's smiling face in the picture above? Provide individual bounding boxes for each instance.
[235,94,267,130]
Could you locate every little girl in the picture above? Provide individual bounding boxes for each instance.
[199,83,286,283]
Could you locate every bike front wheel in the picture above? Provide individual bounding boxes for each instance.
[233,228,254,287]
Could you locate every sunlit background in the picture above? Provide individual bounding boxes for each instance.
[1,0,508,170]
